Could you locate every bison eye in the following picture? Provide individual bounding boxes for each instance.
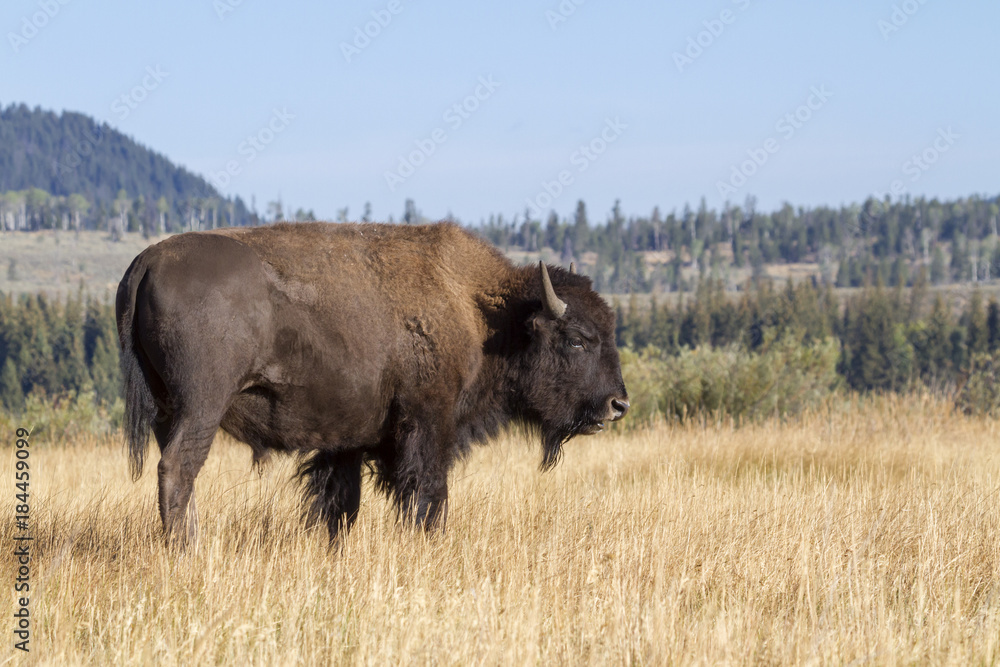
[568,337,585,349]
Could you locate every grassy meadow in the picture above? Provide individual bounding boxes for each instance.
[2,394,999,665]
[0,230,166,299]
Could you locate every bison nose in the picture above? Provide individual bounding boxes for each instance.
[610,398,630,420]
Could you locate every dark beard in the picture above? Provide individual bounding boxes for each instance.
[537,397,609,471]
[540,420,585,471]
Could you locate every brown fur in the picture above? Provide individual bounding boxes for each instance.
[116,222,628,544]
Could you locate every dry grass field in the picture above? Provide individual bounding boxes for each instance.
[3,394,1000,665]
[0,230,166,299]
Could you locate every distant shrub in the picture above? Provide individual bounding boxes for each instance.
[955,352,1000,417]
[0,389,122,443]
[620,336,840,425]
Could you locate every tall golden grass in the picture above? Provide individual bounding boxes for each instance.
[2,393,999,665]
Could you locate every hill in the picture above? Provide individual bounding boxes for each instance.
[0,103,255,233]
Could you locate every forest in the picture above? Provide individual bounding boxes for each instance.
[3,274,1000,434]
[0,103,256,233]
[3,103,1000,430]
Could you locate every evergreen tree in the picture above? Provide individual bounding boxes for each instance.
[921,295,954,380]
[836,258,850,287]
[930,245,947,284]
[950,234,969,281]
[0,357,24,412]
[622,292,644,348]
[844,288,913,391]
[965,289,988,357]
[90,335,120,405]
[571,200,589,251]
[732,229,745,268]
[986,297,1000,352]
[907,265,928,322]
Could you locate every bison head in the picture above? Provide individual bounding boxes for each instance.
[523,262,629,469]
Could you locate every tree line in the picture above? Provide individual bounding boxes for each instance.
[477,195,1000,293]
[0,291,119,413]
[2,274,999,415]
[7,189,999,298]
[612,273,1000,393]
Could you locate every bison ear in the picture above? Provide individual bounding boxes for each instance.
[539,261,567,319]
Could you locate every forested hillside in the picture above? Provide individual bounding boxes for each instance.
[0,103,255,234]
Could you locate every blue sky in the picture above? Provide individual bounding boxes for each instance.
[2,0,997,223]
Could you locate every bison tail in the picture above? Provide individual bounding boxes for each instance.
[116,256,157,482]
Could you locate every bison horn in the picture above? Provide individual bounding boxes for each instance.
[539,261,567,319]
[569,262,576,274]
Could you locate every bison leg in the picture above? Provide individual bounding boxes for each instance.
[392,474,448,531]
[157,422,216,547]
[414,478,448,531]
[391,426,451,531]
[299,450,363,544]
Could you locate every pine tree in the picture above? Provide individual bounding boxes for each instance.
[836,258,850,287]
[90,334,120,405]
[950,234,969,281]
[922,295,954,380]
[930,245,946,285]
[845,287,913,391]
[965,289,988,357]
[0,357,24,412]
[732,229,745,268]
[908,265,928,322]
[986,297,1000,352]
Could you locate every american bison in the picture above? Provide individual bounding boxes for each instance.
[116,222,628,544]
